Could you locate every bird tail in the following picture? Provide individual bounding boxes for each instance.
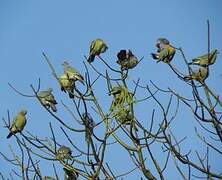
[151,53,158,60]
[78,75,85,85]
[49,99,57,105]
[68,93,74,99]
[87,55,95,63]
[68,88,74,99]
[50,104,57,112]
[7,132,13,139]
[188,62,193,65]
[61,87,66,92]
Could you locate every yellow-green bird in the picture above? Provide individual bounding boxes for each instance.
[62,61,84,84]
[116,49,139,70]
[109,86,134,111]
[188,49,218,66]
[59,73,75,98]
[7,110,27,139]
[56,145,72,160]
[87,39,108,63]
[115,107,134,125]
[151,38,175,63]
[37,88,57,112]
[184,66,209,83]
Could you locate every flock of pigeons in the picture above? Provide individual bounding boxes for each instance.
[5,38,219,179]
[6,37,219,140]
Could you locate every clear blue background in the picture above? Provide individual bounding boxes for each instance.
[0,0,222,179]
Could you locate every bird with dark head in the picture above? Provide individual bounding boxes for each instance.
[116,49,139,70]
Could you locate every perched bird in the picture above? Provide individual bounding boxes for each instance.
[64,167,78,180]
[37,88,57,112]
[115,107,134,125]
[116,49,139,70]
[56,145,72,160]
[59,73,75,98]
[7,110,27,139]
[62,61,84,84]
[109,86,134,115]
[109,86,136,129]
[82,113,96,145]
[151,38,175,63]
[184,66,209,83]
[87,39,108,63]
[188,49,218,66]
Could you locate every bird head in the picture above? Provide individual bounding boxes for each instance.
[117,49,127,61]
[156,38,170,48]
[62,61,69,67]
[127,49,134,58]
[20,110,27,115]
[47,88,53,92]
[109,86,122,96]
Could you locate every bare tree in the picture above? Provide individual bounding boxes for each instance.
[1,20,221,180]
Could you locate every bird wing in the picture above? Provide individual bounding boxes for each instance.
[90,40,96,53]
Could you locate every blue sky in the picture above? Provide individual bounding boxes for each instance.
[0,0,222,179]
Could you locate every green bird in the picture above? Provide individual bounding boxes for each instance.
[188,49,218,66]
[62,61,84,84]
[7,110,27,139]
[184,66,209,83]
[151,38,175,63]
[115,107,134,125]
[37,88,57,112]
[87,39,108,63]
[64,167,78,180]
[56,145,72,160]
[109,86,134,112]
[116,49,139,70]
[59,73,75,98]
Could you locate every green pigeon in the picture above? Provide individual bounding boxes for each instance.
[64,167,78,180]
[151,38,175,63]
[184,66,209,82]
[37,88,57,112]
[87,39,108,63]
[56,145,72,160]
[7,110,27,139]
[115,107,134,125]
[109,86,134,111]
[62,61,84,85]
[59,73,75,98]
[188,49,218,66]
[116,49,139,70]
